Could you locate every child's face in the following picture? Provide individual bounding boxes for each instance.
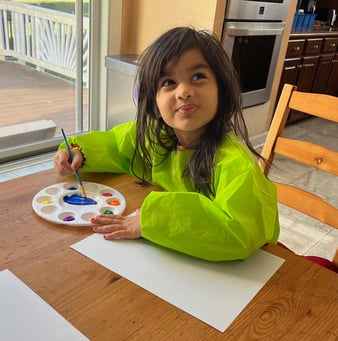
[156,49,218,146]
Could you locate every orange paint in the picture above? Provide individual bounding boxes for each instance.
[107,199,120,206]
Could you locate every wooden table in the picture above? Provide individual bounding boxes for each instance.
[1,169,337,340]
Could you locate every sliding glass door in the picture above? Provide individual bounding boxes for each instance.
[0,0,91,162]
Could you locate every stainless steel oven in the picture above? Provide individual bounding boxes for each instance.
[221,0,290,108]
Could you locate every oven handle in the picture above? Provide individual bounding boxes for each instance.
[224,27,284,36]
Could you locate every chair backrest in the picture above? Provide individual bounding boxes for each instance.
[259,83,338,229]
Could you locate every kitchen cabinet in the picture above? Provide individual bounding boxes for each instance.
[326,52,338,95]
[322,37,338,53]
[277,41,303,99]
[296,56,319,91]
[312,53,335,93]
[277,31,338,123]
[312,37,338,94]
[278,39,320,98]
[297,39,321,93]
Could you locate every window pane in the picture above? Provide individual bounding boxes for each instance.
[0,0,89,160]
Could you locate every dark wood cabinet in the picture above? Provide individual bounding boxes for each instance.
[304,38,322,55]
[286,39,305,58]
[312,53,335,93]
[326,52,338,96]
[322,37,338,53]
[297,56,320,91]
[277,31,338,123]
[312,37,338,94]
[277,40,303,100]
[279,58,301,88]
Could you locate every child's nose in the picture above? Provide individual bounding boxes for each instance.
[177,83,193,100]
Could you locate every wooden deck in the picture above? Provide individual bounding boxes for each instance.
[0,61,89,140]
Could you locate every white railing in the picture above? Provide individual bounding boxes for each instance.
[0,0,89,85]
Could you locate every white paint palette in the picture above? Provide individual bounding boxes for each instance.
[32,182,126,226]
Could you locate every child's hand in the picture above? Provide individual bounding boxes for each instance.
[92,210,141,240]
[54,149,83,176]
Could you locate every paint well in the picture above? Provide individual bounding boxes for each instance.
[63,194,97,206]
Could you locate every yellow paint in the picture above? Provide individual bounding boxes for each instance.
[40,199,53,204]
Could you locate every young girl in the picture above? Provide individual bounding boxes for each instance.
[54,27,279,261]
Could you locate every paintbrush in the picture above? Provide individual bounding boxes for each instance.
[61,128,87,198]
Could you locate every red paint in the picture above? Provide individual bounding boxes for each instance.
[102,192,113,197]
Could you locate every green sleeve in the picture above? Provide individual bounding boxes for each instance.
[58,122,138,174]
[140,160,279,261]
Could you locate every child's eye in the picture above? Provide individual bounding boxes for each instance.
[161,79,175,87]
[192,72,206,81]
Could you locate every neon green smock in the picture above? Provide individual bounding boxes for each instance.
[60,121,279,261]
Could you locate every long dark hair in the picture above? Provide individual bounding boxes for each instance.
[132,27,259,198]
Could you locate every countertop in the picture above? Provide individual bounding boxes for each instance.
[291,23,338,38]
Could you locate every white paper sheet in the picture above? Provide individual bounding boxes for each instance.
[71,234,284,332]
[0,269,89,341]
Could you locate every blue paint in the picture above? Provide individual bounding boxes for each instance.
[63,194,97,205]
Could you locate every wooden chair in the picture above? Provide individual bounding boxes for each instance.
[259,83,338,270]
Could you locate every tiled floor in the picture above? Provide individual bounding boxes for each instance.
[0,117,337,260]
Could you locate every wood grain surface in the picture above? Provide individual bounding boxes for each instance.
[0,169,337,340]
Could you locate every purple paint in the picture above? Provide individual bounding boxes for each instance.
[67,186,78,190]
[63,194,97,205]
[63,216,75,221]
